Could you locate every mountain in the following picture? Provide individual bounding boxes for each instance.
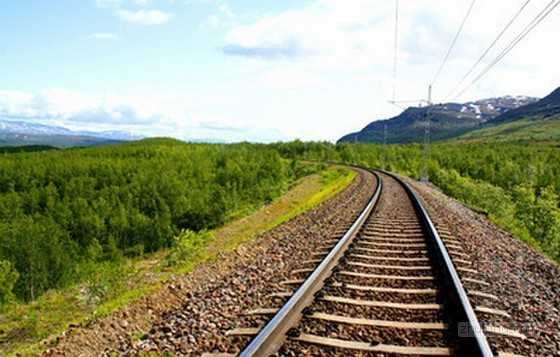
[486,86,560,125]
[457,86,560,142]
[0,119,142,147]
[0,120,73,136]
[337,96,539,144]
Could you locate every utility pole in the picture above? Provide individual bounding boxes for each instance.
[420,85,432,182]
[382,123,387,170]
[354,135,358,165]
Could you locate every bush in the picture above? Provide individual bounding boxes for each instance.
[166,229,211,268]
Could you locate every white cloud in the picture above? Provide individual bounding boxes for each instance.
[0,88,278,142]
[222,0,560,104]
[87,33,122,41]
[0,88,177,127]
[222,0,396,70]
[261,67,326,89]
[116,9,173,25]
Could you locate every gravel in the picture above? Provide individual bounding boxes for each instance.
[403,176,560,356]
[43,169,559,356]
[279,171,454,355]
[44,168,376,356]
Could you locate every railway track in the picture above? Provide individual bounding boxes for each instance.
[211,169,527,356]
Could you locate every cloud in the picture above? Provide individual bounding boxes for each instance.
[261,67,326,89]
[222,0,394,69]
[87,33,123,41]
[0,88,176,127]
[0,88,277,142]
[221,0,559,104]
[116,9,173,25]
[222,38,308,60]
[0,87,301,142]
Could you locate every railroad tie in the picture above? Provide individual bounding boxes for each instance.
[246,307,279,315]
[347,261,432,270]
[354,247,428,255]
[339,271,434,281]
[309,312,447,330]
[485,325,527,339]
[331,282,438,295]
[469,289,499,300]
[464,277,490,286]
[321,295,443,310]
[225,327,260,337]
[293,333,454,356]
[348,254,429,262]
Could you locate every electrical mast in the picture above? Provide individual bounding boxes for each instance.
[420,85,432,182]
[353,135,358,165]
[382,123,387,170]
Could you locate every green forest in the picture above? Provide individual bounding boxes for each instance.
[1,138,559,313]
[276,140,560,263]
[0,139,297,308]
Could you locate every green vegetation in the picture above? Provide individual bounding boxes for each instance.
[458,115,560,142]
[0,145,59,154]
[0,133,123,148]
[278,140,560,262]
[166,229,211,269]
[0,161,354,356]
[1,133,558,354]
[0,138,293,306]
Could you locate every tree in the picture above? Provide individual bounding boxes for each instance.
[0,259,19,310]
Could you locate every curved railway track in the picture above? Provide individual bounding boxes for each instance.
[213,169,527,356]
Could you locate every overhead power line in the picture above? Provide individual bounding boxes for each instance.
[431,0,477,86]
[452,0,560,100]
[391,0,399,103]
[446,0,533,100]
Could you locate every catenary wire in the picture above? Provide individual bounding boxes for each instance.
[445,0,533,100]
[452,0,560,100]
[431,0,477,86]
[392,0,399,103]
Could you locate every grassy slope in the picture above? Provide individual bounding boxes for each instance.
[0,165,355,356]
[456,114,560,143]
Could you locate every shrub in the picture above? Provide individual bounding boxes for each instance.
[166,229,211,268]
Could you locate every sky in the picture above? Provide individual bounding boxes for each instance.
[0,0,559,142]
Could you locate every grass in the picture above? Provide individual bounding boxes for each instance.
[456,115,560,143]
[0,164,355,356]
[205,165,355,257]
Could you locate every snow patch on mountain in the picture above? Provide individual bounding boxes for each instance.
[0,119,142,141]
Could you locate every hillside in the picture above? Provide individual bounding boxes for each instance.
[486,86,560,125]
[0,119,140,147]
[457,86,560,141]
[337,96,538,144]
[457,115,560,142]
[0,133,125,148]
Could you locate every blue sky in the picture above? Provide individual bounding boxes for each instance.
[1,0,559,142]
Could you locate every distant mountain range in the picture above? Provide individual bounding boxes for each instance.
[337,89,560,143]
[0,119,142,147]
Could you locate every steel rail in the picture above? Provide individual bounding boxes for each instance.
[239,170,382,357]
[240,168,492,356]
[384,170,493,357]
